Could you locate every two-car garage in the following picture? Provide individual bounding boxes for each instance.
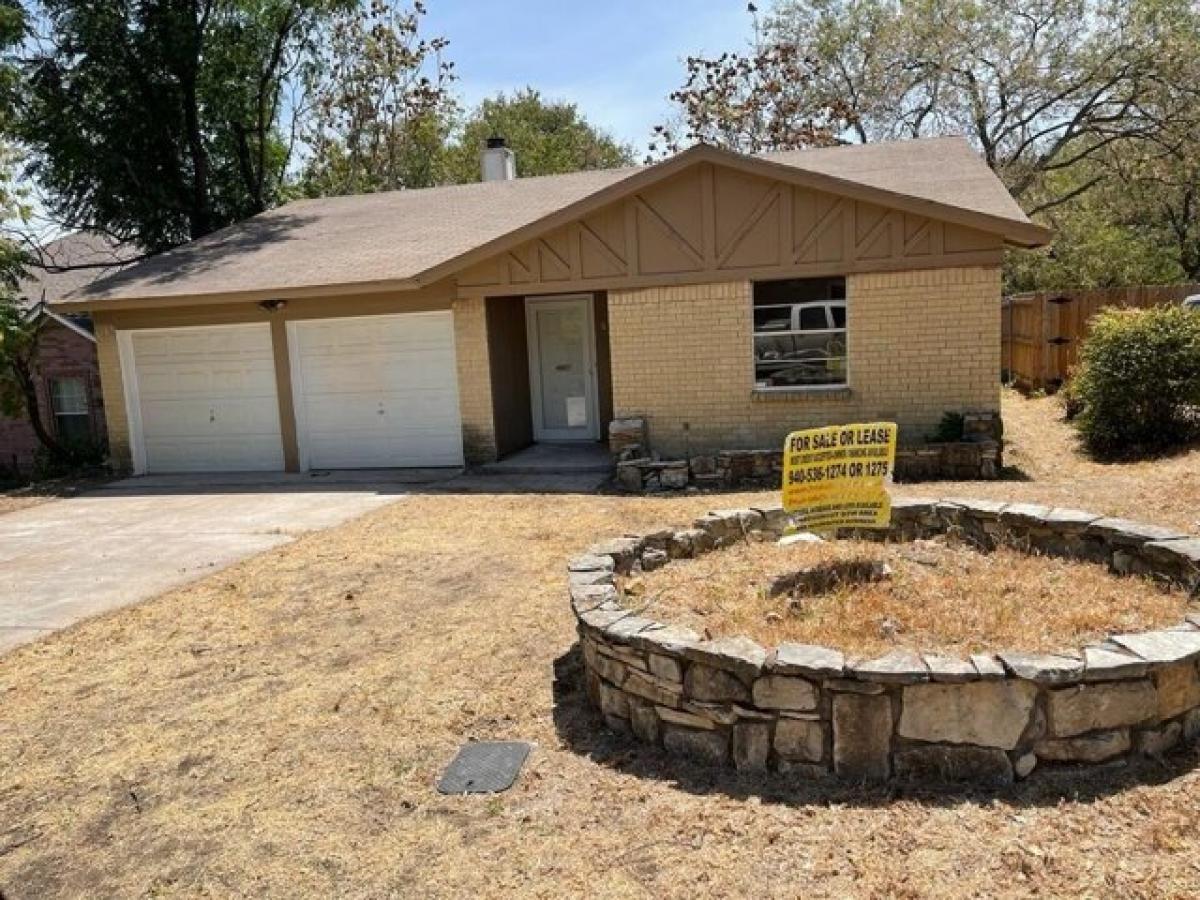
[115,312,463,474]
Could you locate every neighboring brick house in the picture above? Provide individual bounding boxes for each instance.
[53,138,1050,476]
[0,233,134,475]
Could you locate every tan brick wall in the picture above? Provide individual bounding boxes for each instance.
[452,295,497,464]
[607,266,1001,456]
[92,313,131,470]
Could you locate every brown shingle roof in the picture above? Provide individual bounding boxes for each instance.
[19,231,139,307]
[59,137,1047,307]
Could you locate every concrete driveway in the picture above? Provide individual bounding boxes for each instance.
[0,471,451,654]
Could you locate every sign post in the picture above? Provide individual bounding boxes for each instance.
[781,422,898,533]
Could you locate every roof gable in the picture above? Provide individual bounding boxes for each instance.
[453,157,1014,294]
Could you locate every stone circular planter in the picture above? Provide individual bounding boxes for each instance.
[568,499,1200,785]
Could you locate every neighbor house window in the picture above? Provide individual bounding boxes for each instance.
[49,377,91,445]
[753,277,847,389]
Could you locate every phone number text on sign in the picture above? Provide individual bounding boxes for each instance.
[782,422,898,530]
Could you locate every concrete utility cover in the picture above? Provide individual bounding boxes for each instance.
[0,471,447,654]
[437,742,532,794]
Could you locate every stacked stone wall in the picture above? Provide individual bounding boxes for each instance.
[570,500,1200,784]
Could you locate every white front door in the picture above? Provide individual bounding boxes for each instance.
[287,311,464,469]
[526,295,599,441]
[117,323,285,474]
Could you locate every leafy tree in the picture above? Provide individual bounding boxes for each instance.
[296,0,457,196]
[443,89,634,182]
[652,35,850,156]
[20,0,351,251]
[1004,161,1186,291]
[664,0,1197,213]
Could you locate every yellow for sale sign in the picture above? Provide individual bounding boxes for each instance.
[782,422,898,531]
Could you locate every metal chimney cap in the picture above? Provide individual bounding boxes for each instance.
[485,135,508,149]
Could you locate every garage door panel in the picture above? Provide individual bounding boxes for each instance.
[291,312,463,469]
[139,396,283,438]
[124,324,284,473]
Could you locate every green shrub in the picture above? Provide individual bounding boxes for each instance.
[1069,306,1200,457]
[929,411,965,443]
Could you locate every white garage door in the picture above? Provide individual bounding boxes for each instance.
[288,312,463,469]
[118,324,285,474]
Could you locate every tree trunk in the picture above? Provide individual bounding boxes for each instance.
[10,355,72,462]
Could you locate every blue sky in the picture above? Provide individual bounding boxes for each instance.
[422,1,755,153]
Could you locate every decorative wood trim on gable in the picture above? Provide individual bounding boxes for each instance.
[454,162,1005,294]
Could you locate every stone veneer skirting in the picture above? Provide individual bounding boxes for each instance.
[569,499,1200,785]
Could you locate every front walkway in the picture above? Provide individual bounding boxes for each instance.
[0,471,447,654]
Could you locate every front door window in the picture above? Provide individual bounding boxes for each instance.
[527,296,597,440]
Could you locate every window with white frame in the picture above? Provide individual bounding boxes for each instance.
[753,277,847,388]
[49,376,91,445]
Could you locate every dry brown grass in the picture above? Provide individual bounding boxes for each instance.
[1,390,1200,898]
[622,536,1190,656]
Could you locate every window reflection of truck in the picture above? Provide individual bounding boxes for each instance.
[754,300,847,387]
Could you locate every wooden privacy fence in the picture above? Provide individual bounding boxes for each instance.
[1001,284,1200,391]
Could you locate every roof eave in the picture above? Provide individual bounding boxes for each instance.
[54,275,427,311]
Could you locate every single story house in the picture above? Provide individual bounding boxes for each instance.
[0,232,134,474]
[53,137,1050,476]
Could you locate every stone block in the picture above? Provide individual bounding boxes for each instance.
[1046,681,1156,737]
[893,745,1013,785]
[1112,630,1200,665]
[568,554,615,573]
[732,722,771,772]
[849,649,929,684]
[622,668,684,708]
[1135,721,1182,757]
[998,502,1053,528]
[589,651,628,687]
[604,713,632,734]
[775,718,825,763]
[1036,729,1130,763]
[570,568,615,587]
[660,464,689,490]
[648,653,683,683]
[923,654,978,683]
[662,725,729,766]
[678,635,768,681]
[897,681,1037,750]
[751,675,818,711]
[640,548,669,571]
[1085,518,1186,546]
[1043,507,1103,532]
[771,643,845,677]
[833,692,893,780]
[609,417,647,455]
[1154,662,1200,719]
[615,462,645,492]
[629,623,703,656]
[1014,752,1037,779]
[825,678,887,695]
[1183,707,1200,742]
[999,652,1084,684]
[598,682,630,720]
[569,583,619,613]
[656,706,717,730]
[685,664,751,703]
[970,654,1006,680]
[1081,645,1150,681]
[629,700,661,745]
[683,701,738,726]
[587,537,643,574]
